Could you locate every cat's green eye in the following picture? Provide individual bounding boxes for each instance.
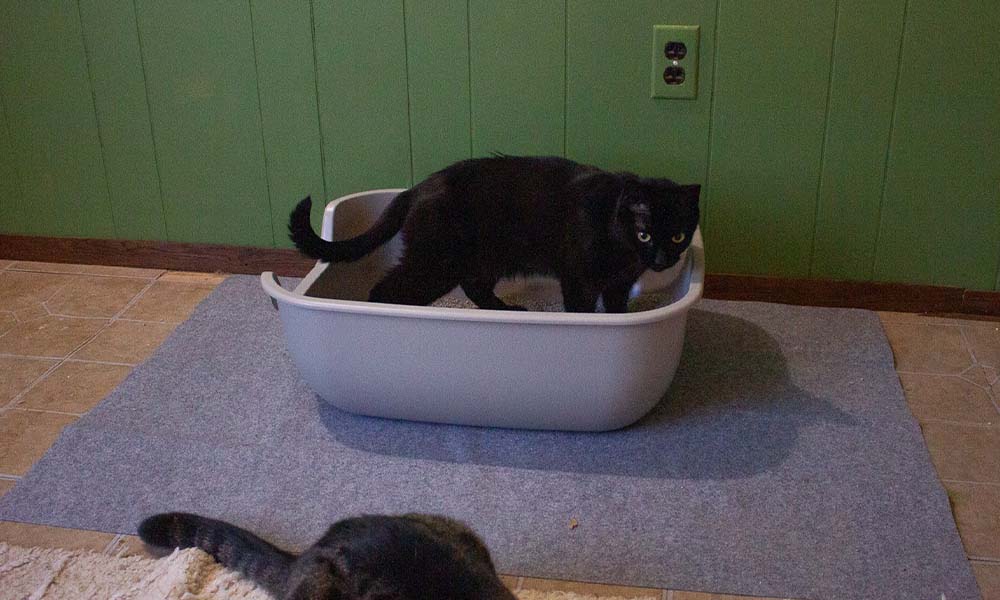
[671,232,686,244]
[637,231,651,243]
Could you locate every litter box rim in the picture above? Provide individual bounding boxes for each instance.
[262,188,703,327]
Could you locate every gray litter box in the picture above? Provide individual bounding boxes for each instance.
[262,189,704,431]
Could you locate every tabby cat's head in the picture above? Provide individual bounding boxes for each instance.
[620,178,701,271]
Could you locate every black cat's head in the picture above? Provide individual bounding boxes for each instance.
[619,177,701,271]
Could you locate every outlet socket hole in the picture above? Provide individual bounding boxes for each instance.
[664,41,687,60]
[663,66,686,85]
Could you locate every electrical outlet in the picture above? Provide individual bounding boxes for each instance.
[651,25,699,99]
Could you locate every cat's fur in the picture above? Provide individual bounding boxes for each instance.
[138,512,516,600]
[289,156,700,312]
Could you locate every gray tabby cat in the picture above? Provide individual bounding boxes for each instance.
[139,512,517,600]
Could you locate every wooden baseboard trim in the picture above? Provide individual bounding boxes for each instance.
[704,273,998,316]
[1,234,315,277]
[2,234,998,316]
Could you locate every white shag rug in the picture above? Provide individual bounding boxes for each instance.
[0,542,656,600]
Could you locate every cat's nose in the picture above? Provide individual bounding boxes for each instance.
[651,249,676,271]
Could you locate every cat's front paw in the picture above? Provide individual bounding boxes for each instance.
[504,304,528,311]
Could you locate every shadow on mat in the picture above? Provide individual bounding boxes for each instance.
[320,309,855,479]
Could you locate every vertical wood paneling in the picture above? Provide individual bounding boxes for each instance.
[704,0,837,277]
[312,0,412,202]
[875,1,1000,290]
[565,0,715,183]
[469,0,565,156]
[1,2,999,291]
[0,96,24,232]
[0,0,114,238]
[78,0,165,240]
[249,0,325,248]
[810,0,906,281]
[134,0,271,246]
[405,0,472,181]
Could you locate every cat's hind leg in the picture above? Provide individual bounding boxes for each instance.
[368,263,460,306]
[460,279,527,311]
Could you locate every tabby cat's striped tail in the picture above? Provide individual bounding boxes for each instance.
[138,512,294,595]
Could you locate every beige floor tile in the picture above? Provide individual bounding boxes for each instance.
[0,311,15,336]
[0,315,108,357]
[881,320,974,374]
[0,521,115,552]
[965,322,1000,368]
[0,409,76,475]
[72,320,175,364]
[878,311,979,326]
[963,365,998,388]
[0,479,15,497]
[0,271,70,313]
[10,261,164,279]
[899,373,999,424]
[45,276,148,318]
[11,303,48,322]
[945,481,1000,559]
[520,577,659,598]
[0,356,58,404]
[973,561,1000,600]
[17,361,131,413]
[122,280,216,322]
[159,271,228,285]
[922,421,1000,483]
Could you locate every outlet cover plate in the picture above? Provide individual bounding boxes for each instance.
[651,25,699,99]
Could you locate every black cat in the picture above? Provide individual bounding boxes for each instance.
[289,156,700,313]
[138,512,516,600]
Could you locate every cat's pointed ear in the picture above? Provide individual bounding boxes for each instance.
[678,184,701,205]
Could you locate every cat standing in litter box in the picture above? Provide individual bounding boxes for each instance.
[139,511,517,600]
[289,155,700,313]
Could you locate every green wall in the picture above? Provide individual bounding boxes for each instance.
[1,1,998,291]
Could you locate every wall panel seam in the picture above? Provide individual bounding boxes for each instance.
[75,0,119,236]
[807,0,841,277]
[247,0,276,247]
[131,0,169,238]
[401,0,415,186]
[465,0,474,157]
[308,0,328,205]
[871,0,910,282]
[562,0,567,158]
[701,0,723,233]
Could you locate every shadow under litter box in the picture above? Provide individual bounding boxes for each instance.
[323,308,855,480]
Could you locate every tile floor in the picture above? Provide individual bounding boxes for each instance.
[0,260,997,599]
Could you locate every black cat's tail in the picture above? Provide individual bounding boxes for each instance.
[139,512,294,595]
[288,190,414,262]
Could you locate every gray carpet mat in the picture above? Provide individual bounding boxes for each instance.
[0,276,978,600]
